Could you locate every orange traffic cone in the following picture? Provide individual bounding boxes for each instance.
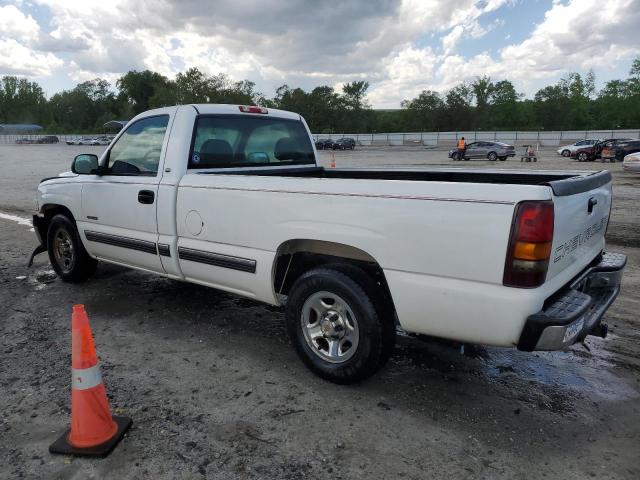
[49,305,132,457]
[329,152,336,168]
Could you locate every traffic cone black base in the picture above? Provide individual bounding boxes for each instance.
[49,416,132,458]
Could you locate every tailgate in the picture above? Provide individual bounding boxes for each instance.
[546,172,612,280]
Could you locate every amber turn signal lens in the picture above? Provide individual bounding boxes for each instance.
[513,241,552,261]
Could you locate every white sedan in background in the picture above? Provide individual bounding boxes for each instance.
[557,139,600,157]
[623,152,640,172]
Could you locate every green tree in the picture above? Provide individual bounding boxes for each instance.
[471,76,494,129]
[489,80,521,129]
[116,70,175,114]
[400,90,444,131]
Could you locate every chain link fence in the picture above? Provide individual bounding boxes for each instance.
[2,129,640,147]
[0,134,111,145]
[311,129,640,148]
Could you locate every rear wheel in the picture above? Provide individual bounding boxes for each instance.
[498,156,507,161]
[285,266,394,384]
[488,152,498,161]
[47,214,97,282]
[577,152,589,162]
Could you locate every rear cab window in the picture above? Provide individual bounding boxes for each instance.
[189,115,315,169]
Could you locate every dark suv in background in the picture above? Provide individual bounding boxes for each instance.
[36,135,59,144]
[314,138,334,150]
[332,138,356,150]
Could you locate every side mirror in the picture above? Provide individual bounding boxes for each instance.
[71,154,99,174]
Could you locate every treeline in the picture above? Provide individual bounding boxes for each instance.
[1,58,639,134]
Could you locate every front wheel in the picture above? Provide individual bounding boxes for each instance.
[487,152,498,161]
[47,214,97,282]
[561,149,570,157]
[285,266,394,384]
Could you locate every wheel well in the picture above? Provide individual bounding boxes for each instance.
[38,204,76,245]
[41,204,76,223]
[273,239,395,312]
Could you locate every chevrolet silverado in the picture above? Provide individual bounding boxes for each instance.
[30,104,626,383]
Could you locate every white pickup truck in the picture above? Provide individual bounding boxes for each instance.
[30,104,626,384]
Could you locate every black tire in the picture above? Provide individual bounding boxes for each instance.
[561,149,571,157]
[498,156,507,161]
[47,214,97,282]
[285,266,395,384]
[488,151,498,161]
[577,152,588,162]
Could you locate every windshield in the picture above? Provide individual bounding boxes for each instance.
[190,115,315,169]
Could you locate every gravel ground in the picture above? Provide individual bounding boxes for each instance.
[0,144,639,479]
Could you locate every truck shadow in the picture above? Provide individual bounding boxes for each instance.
[82,263,637,424]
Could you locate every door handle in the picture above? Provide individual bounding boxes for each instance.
[588,197,598,213]
[138,190,155,204]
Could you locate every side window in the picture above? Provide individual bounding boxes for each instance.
[107,115,169,175]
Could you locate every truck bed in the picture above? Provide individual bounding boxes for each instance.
[197,166,611,196]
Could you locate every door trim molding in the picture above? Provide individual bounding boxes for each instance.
[177,246,256,273]
[84,230,158,255]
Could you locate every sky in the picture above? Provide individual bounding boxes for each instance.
[0,0,639,108]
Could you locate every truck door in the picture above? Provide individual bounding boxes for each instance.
[78,114,172,273]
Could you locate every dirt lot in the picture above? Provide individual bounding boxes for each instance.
[1,144,639,479]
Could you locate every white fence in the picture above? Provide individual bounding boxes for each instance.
[0,133,110,145]
[312,129,640,147]
[2,129,640,147]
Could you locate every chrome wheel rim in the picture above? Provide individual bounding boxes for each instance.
[53,228,75,273]
[301,291,359,364]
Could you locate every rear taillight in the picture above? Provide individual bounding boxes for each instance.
[503,201,554,288]
[239,105,268,114]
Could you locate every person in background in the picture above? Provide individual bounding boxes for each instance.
[457,137,466,160]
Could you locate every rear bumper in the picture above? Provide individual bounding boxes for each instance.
[517,252,626,351]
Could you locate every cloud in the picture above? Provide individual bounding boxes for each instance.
[0,5,39,43]
[0,4,63,77]
[0,38,64,76]
[442,26,464,54]
[0,0,638,108]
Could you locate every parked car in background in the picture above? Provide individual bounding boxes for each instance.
[94,136,113,146]
[572,138,635,162]
[449,141,515,161]
[557,139,599,157]
[622,152,640,172]
[601,139,640,162]
[332,137,356,150]
[68,137,100,146]
[314,138,333,150]
[36,135,59,144]
[15,137,36,144]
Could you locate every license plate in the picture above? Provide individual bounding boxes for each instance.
[563,317,585,343]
